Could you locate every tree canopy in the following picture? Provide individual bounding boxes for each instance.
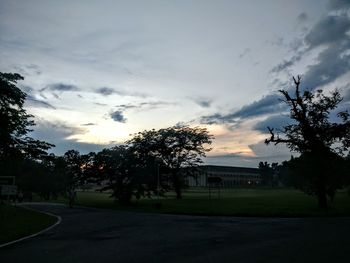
[0,72,53,162]
[93,146,158,204]
[128,126,213,199]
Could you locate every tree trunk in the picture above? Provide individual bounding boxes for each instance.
[173,172,182,200]
[175,187,182,200]
[317,185,328,209]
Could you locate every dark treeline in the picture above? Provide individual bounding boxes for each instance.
[0,71,213,204]
[1,72,349,208]
[259,158,350,196]
[3,127,212,205]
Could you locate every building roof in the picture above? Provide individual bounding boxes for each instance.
[198,165,259,174]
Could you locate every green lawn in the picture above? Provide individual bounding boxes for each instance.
[70,188,350,217]
[0,205,57,244]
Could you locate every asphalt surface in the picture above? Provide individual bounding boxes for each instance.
[1,204,350,263]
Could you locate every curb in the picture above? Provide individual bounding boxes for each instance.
[0,206,62,248]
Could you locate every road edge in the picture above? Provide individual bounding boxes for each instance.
[0,206,62,248]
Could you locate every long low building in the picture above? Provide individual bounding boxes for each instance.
[187,165,261,187]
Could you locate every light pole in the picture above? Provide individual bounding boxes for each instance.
[157,163,160,201]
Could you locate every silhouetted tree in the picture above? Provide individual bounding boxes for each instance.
[63,150,86,191]
[128,126,213,199]
[258,161,278,186]
[0,72,53,163]
[94,146,157,204]
[266,76,350,208]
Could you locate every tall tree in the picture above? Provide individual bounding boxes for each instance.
[63,150,86,192]
[265,76,350,208]
[128,126,213,199]
[94,146,157,204]
[258,161,278,186]
[0,72,53,162]
[62,150,97,207]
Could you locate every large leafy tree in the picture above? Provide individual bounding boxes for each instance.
[63,150,85,191]
[266,76,350,208]
[0,72,53,162]
[128,126,213,199]
[94,146,157,204]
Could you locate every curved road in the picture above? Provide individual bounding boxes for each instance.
[1,204,349,263]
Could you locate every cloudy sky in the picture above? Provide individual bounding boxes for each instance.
[1,0,349,167]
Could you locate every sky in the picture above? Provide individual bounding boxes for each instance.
[1,0,349,167]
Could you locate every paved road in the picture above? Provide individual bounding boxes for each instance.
[1,204,349,263]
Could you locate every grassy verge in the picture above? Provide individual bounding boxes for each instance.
[0,204,57,244]
[65,188,350,217]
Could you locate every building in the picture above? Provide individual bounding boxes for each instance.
[187,165,261,188]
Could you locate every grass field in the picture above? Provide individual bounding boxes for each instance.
[1,188,348,245]
[0,205,57,244]
[67,188,350,217]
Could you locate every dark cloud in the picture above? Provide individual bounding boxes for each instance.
[305,15,350,47]
[200,113,237,125]
[197,100,211,108]
[81,123,96,126]
[230,94,287,119]
[233,45,349,119]
[256,10,350,122]
[206,52,348,123]
[193,98,212,108]
[52,93,60,99]
[302,40,350,89]
[238,48,251,58]
[41,83,80,92]
[26,95,56,109]
[297,12,308,22]
[272,13,350,75]
[328,0,350,10]
[21,85,56,109]
[95,87,148,98]
[110,110,127,123]
[115,101,176,111]
[94,102,108,106]
[200,92,289,125]
[39,93,48,100]
[96,87,115,96]
[253,114,292,133]
[270,53,303,73]
[115,104,138,110]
